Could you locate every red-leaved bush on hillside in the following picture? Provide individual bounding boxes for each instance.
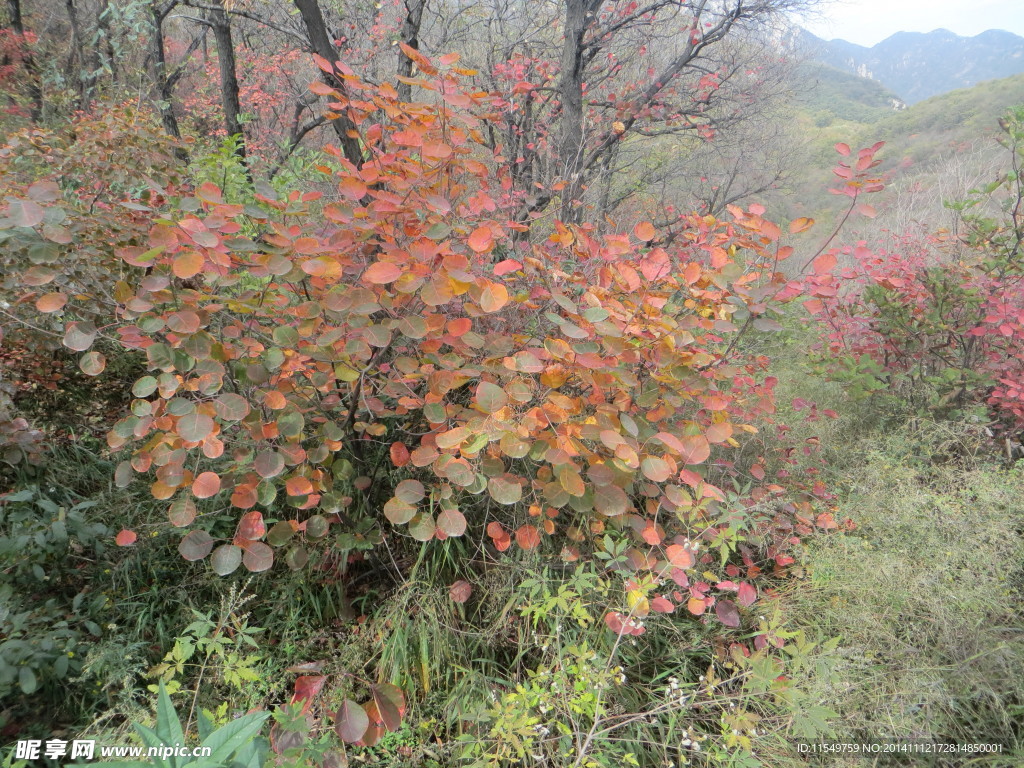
[0,48,886,742]
[808,109,1024,431]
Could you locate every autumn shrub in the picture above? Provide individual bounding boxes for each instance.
[808,108,1024,434]
[0,105,182,338]
[0,48,890,759]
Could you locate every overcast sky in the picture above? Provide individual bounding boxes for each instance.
[793,0,1024,47]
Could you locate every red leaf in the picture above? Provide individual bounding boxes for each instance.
[291,676,327,716]
[449,580,473,603]
[389,442,411,467]
[115,529,137,547]
[715,599,741,627]
[370,683,405,732]
[678,434,710,465]
[651,596,675,614]
[737,582,757,607]
[236,510,267,541]
[835,142,851,156]
[812,252,837,275]
[493,259,522,276]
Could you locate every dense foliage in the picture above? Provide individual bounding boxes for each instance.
[1,1,1023,766]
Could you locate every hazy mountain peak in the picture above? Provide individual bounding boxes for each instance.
[799,27,1024,103]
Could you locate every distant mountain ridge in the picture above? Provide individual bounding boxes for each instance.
[795,27,1024,104]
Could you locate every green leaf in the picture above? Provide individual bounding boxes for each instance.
[201,709,271,763]
[134,723,171,767]
[18,666,37,694]
[153,681,185,766]
[475,381,508,413]
[210,544,242,576]
[179,530,214,561]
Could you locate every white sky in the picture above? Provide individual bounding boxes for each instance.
[793,0,1024,47]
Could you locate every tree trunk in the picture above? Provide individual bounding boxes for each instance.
[97,0,117,85]
[207,0,252,180]
[556,0,601,223]
[292,0,363,167]
[150,2,185,153]
[7,0,43,121]
[64,0,101,110]
[396,0,426,102]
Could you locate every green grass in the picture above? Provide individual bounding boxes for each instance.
[778,423,1024,765]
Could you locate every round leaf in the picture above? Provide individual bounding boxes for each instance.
[242,542,274,572]
[79,351,106,376]
[487,475,522,505]
[179,530,214,561]
[169,498,197,527]
[449,580,473,603]
[394,479,425,503]
[475,381,508,413]
[479,282,509,313]
[36,292,67,313]
[437,506,467,537]
[192,471,221,499]
[115,529,137,547]
[211,544,243,576]
[63,321,97,352]
[254,450,285,479]
[384,497,416,525]
[363,261,402,284]
[177,412,215,443]
[335,699,369,743]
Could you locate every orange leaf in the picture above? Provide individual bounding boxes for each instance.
[479,282,508,313]
[339,176,368,200]
[390,442,410,467]
[812,252,837,275]
[515,524,541,550]
[363,261,403,284]
[467,226,494,253]
[36,292,67,313]
[264,390,287,410]
[286,476,314,496]
[789,216,814,234]
[665,544,694,569]
[447,318,472,336]
[172,251,204,279]
[633,221,656,242]
[687,597,708,616]
[192,471,221,499]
